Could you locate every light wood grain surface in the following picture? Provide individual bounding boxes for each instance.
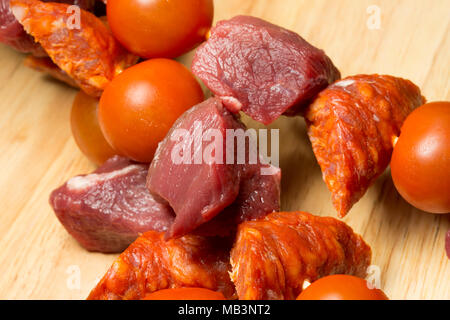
[0,0,448,300]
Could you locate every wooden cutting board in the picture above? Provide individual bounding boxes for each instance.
[0,0,448,300]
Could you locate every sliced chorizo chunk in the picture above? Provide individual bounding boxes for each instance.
[305,75,425,216]
[88,231,235,300]
[230,211,371,300]
[11,0,137,97]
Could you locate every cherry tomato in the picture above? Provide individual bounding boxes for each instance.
[98,58,204,163]
[391,101,450,214]
[142,288,226,300]
[107,0,214,58]
[71,90,118,165]
[296,275,389,300]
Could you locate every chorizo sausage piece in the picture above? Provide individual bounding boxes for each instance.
[10,0,137,97]
[87,231,236,300]
[305,75,425,216]
[0,0,96,56]
[0,0,45,56]
[230,211,371,300]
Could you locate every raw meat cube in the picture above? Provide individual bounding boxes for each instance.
[192,15,341,124]
[49,156,174,253]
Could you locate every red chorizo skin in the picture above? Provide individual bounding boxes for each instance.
[11,0,137,97]
[230,211,371,300]
[0,0,97,56]
[304,75,425,216]
[87,231,236,300]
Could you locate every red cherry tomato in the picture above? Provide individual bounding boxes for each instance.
[391,101,450,213]
[98,58,204,163]
[296,275,389,300]
[107,0,214,58]
[142,288,226,300]
[71,90,118,165]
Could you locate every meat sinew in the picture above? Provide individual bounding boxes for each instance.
[192,15,341,125]
[305,75,425,217]
[147,97,281,239]
[230,211,372,300]
[49,156,174,253]
[87,231,236,300]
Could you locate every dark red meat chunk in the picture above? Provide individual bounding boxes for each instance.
[147,97,281,239]
[147,98,241,238]
[49,156,174,253]
[192,15,341,125]
[228,161,281,222]
[195,159,281,237]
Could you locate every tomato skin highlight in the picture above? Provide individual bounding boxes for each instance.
[391,101,450,214]
[98,59,204,163]
[71,90,118,165]
[107,0,214,58]
[142,287,226,300]
[296,275,389,300]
